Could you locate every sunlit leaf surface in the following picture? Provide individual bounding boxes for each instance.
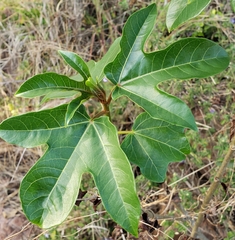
[0,105,140,236]
[166,0,211,31]
[105,3,229,130]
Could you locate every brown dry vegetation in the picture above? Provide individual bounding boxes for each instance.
[0,0,235,239]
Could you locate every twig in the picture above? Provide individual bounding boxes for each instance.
[148,161,215,199]
[190,136,235,238]
[4,222,31,240]
[10,148,26,182]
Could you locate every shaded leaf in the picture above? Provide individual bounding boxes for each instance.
[121,112,190,182]
[105,3,229,130]
[0,105,140,236]
[65,92,91,125]
[166,0,211,31]
[16,72,90,98]
[59,50,91,80]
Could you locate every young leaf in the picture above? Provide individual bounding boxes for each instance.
[105,3,229,130]
[121,112,190,182]
[65,92,90,125]
[90,37,121,83]
[16,72,91,98]
[66,38,120,93]
[0,105,140,236]
[70,60,96,82]
[58,50,91,80]
[166,0,211,31]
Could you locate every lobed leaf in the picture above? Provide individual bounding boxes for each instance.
[105,3,229,130]
[166,0,211,31]
[121,112,190,182]
[0,105,140,236]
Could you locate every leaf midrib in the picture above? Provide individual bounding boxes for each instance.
[121,55,223,86]
[36,121,90,224]
[7,116,89,132]
[135,131,185,155]
[117,86,191,128]
[132,134,163,178]
[92,120,132,226]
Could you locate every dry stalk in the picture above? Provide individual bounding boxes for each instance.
[190,135,235,238]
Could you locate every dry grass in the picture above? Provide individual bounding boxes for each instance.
[0,0,235,239]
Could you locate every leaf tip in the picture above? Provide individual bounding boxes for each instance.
[190,121,198,132]
[58,49,64,55]
[58,50,63,57]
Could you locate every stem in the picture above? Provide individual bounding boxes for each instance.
[92,110,106,120]
[190,136,235,238]
[101,102,111,119]
[118,130,134,135]
[106,85,116,105]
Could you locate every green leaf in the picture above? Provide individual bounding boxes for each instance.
[121,112,190,182]
[0,105,140,236]
[113,86,197,130]
[70,60,96,82]
[58,50,91,80]
[105,3,229,130]
[66,38,120,92]
[41,90,79,104]
[65,92,91,125]
[16,72,90,98]
[231,0,235,13]
[166,0,211,31]
[90,37,121,83]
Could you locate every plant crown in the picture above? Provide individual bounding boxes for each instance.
[0,2,229,236]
